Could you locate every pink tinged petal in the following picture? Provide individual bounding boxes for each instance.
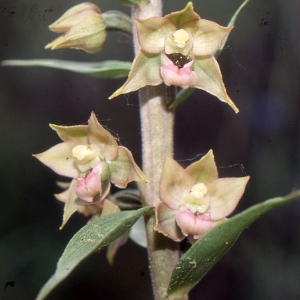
[191,56,239,113]
[99,180,111,202]
[56,181,71,190]
[56,179,86,229]
[101,199,120,216]
[109,146,149,188]
[186,149,218,184]
[164,2,200,28]
[160,156,195,210]
[88,112,118,161]
[107,232,129,265]
[206,176,250,220]
[49,3,101,33]
[160,54,195,89]
[134,17,176,53]
[155,202,185,242]
[175,208,214,239]
[75,163,102,202]
[50,124,88,143]
[100,199,127,264]
[33,141,80,178]
[109,51,162,99]
[55,186,71,204]
[182,20,233,56]
[45,14,106,54]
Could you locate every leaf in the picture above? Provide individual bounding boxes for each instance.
[36,206,153,300]
[114,0,148,6]
[171,0,251,110]
[1,59,131,79]
[214,0,251,58]
[167,190,300,299]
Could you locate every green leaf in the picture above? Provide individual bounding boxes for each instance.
[168,190,300,299]
[114,0,148,6]
[214,0,251,58]
[36,206,153,300]
[171,0,251,110]
[1,59,131,79]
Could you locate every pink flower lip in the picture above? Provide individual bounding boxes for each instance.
[175,206,214,239]
[75,163,102,202]
[160,54,195,89]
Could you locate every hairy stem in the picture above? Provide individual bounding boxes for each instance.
[131,1,186,299]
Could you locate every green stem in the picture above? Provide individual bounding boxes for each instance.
[169,88,195,110]
[131,1,186,299]
[102,10,132,36]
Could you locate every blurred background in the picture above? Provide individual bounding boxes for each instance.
[1,0,300,299]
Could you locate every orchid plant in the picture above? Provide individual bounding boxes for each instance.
[2,1,300,299]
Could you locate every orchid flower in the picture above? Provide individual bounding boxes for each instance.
[34,112,148,227]
[156,150,249,242]
[110,2,238,113]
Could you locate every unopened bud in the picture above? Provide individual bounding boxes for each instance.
[45,3,106,54]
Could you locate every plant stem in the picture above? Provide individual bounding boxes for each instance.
[131,1,187,299]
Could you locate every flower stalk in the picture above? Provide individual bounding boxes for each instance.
[131,1,185,299]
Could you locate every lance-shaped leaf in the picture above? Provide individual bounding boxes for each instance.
[36,206,153,300]
[1,59,132,79]
[167,190,300,299]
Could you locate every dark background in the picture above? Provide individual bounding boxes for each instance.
[1,0,300,299]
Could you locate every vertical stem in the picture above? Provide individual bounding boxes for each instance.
[131,1,186,299]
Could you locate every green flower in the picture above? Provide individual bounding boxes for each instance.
[156,150,249,242]
[34,112,148,227]
[110,2,238,113]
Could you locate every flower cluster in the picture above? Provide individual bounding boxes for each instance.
[156,150,249,242]
[34,112,148,227]
[110,2,238,113]
[45,3,107,54]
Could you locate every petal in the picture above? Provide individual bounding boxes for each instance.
[160,54,195,89]
[109,146,149,188]
[155,202,185,242]
[56,181,71,190]
[56,179,86,229]
[182,20,233,56]
[191,56,239,113]
[75,163,102,202]
[33,141,80,178]
[48,3,101,33]
[101,198,120,216]
[129,216,147,248]
[160,156,195,210]
[134,16,176,53]
[206,176,250,220]
[107,232,129,265]
[50,124,88,143]
[99,180,111,202]
[176,208,215,239]
[45,14,106,54]
[88,112,118,161]
[186,149,218,183]
[109,51,163,99]
[165,2,200,28]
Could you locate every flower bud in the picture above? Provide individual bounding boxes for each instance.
[45,3,106,54]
